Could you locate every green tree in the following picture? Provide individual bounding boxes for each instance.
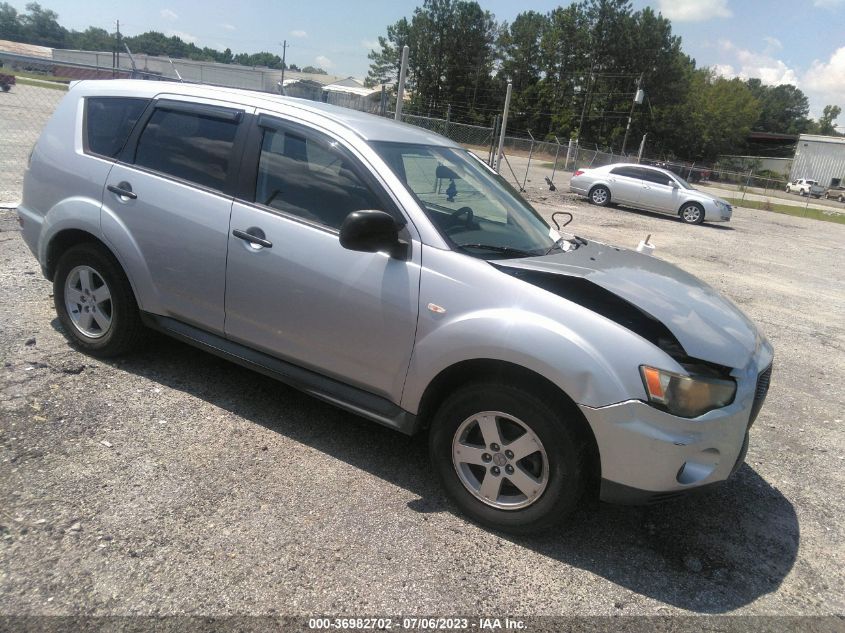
[0,2,22,41]
[662,70,760,159]
[811,105,842,136]
[19,2,67,47]
[365,17,410,87]
[744,79,811,134]
[68,27,113,52]
[302,65,327,75]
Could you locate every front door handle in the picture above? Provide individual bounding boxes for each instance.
[107,182,137,199]
[232,228,273,249]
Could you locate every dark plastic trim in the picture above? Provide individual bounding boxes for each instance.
[599,478,723,505]
[140,312,421,435]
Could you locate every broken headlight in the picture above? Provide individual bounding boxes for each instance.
[640,365,736,418]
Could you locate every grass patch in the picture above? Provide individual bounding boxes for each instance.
[5,69,74,83]
[724,197,845,225]
[13,76,69,91]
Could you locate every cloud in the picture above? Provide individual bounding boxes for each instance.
[713,39,799,85]
[361,38,379,50]
[711,40,845,118]
[290,30,307,38]
[656,0,731,21]
[221,23,236,31]
[813,0,844,7]
[762,36,782,53]
[167,30,198,44]
[315,55,334,69]
[803,47,845,116]
[160,8,178,21]
[711,63,736,78]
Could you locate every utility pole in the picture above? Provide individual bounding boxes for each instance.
[395,45,409,121]
[621,71,644,155]
[576,62,595,144]
[279,40,289,94]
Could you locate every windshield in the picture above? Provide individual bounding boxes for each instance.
[674,174,695,190]
[372,142,556,259]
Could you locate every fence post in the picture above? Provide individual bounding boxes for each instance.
[742,168,752,203]
[551,136,562,183]
[489,114,500,167]
[395,45,409,121]
[522,130,535,191]
[496,82,512,173]
[637,134,647,163]
[565,138,574,171]
[445,104,451,139]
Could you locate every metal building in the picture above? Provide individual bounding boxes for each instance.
[790,134,845,189]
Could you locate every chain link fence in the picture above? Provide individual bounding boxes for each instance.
[0,52,170,205]
[3,51,842,214]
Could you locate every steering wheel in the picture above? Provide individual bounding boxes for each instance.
[447,206,474,234]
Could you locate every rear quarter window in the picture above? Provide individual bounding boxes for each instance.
[84,97,149,158]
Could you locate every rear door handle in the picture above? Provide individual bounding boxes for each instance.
[107,182,137,199]
[232,228,273,249]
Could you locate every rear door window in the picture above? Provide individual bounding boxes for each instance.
[85,97,149,158]
[134,107,240,192]
[637,168,674,185]
[610,166,642,179]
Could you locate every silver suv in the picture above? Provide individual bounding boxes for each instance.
[18,81,773,533]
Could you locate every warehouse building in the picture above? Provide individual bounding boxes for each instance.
[790,134,845,189]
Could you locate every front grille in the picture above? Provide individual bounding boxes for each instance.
[748,364,773,427]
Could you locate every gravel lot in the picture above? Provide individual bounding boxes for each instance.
[2,190,843,623]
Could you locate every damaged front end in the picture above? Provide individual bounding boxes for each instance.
[494,240,774,500]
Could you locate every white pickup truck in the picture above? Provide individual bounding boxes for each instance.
[786,178,825,198]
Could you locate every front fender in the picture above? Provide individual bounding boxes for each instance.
[400,247,677,414]
[401,306,633,413]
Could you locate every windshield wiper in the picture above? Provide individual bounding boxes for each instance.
[458,243,536,258]
[543,235,588,255]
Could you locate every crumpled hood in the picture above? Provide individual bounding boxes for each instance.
[497,240,760,369]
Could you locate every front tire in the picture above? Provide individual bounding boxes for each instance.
[53,243,145,357]
[429,382,587,534]
[679,202,705,224]
[588,185,611,206]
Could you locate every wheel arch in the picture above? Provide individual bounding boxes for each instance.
[416,358,601,488]
[45,229,111,281]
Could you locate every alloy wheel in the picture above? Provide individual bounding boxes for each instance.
[64,265,113,338]
[451,411,549,510]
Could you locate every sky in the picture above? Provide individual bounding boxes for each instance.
[8,0,844,119]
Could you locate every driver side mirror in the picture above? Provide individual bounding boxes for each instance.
[339,210,408,259]
[669,180,678,188]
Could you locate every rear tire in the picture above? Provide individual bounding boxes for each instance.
[53,243,145,357]
[589,185,611,206]
[429,382,587,534]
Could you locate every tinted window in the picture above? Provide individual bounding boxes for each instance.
[255,126,382,230]
[85,97,149,158]
[134,108,239,191]
[610,166,641,179]
[638,168,675,185]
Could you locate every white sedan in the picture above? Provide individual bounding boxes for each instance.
[569,163,733,224]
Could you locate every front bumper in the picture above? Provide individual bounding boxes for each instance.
[579,352,772,504]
